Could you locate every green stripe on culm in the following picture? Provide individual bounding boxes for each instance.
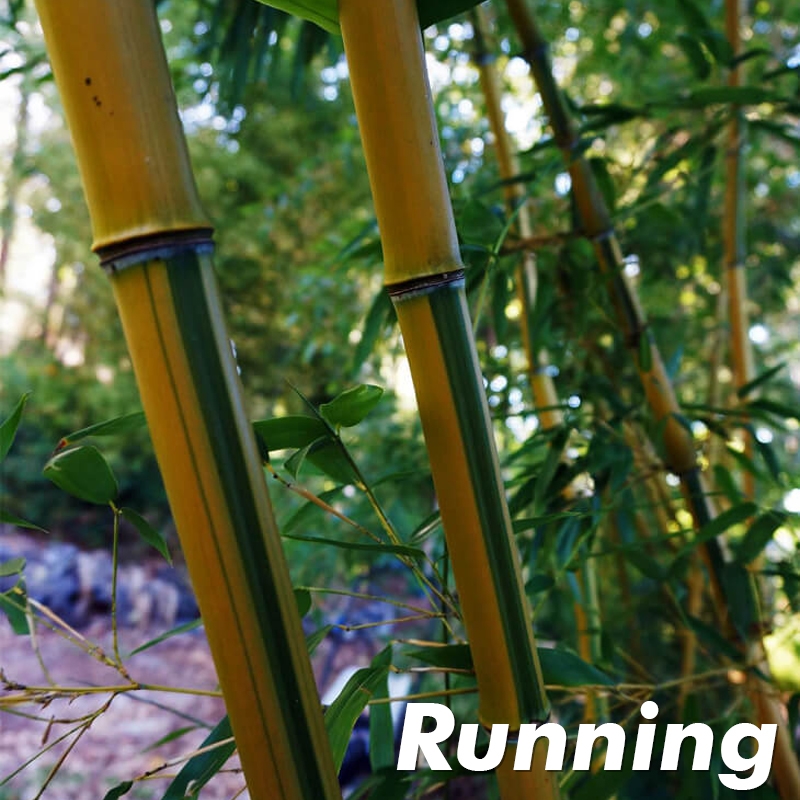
[164,249,336,798]
[428,282,550,723]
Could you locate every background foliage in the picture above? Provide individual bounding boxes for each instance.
[1,0,800,797]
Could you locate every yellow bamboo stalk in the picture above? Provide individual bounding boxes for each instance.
[473,8,563,430]
[724,0,756,503]
[33,2,340,797]
[339,1,557,795]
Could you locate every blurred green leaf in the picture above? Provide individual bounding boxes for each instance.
[0,393,29,461]
[735,510,788,565]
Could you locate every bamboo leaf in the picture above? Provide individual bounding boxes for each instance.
[253,415,329,451]
[102,782,133,800]
[353,288,395,374]
[306,624,332,655]
[320,384,384,428]
[43,446,118,505]
[736,363,785,398]
[679,86,776,108]
[0,557,25,578]
[0,584,28,635]
[537,647,615,687]
[687,501,758,550]
[588,157,616,213]
[735,510,789,565]
[161,716,236,800]
[0,393,29,461]
[0,508,47,532]
[677,33,712,79]
[369,647,395,772]
[129,619,203,656]
[303,438,359,484]
[120,508,171,564]
[283,532,424,559]
[324,662,389,772]
[281,488,343,534]
[56,411,146,450]
[712,465,743,505]
[408,643,614,686]
[533,427,569,515]
[745,397,800,422]
[254,0,483,35]
[675,0,711,32]
[295,587,312,617]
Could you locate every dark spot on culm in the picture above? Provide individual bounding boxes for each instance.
[84,77,91,86]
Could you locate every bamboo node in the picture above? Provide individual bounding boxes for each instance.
[98,229,214,274]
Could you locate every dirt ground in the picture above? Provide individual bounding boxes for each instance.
[0,616,247,800]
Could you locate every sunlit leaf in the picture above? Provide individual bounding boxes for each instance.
[320,384,384,428]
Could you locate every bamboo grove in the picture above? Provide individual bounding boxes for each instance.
[2,0,798,798]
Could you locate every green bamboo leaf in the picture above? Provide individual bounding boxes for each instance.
[353,289,395,375]
[537,647,614,687]
[281,488,343,535]
[735,510,789,565]
[306,624,332,655]
[675,0,711,31]
[295,587,312,617]
[145,726,199,752]
[369,647,395,772]
[161,716,235,800]
[320,384,384,428]
[745,397,800,422]
[624,549,666,581]
[252,415,328,451]
[533,427,569,515]
[680,86,776,108]
[588,157,616,213]
[736,363,785,398]
[57,411,146,449]
[409,643,613,687]
[712,464,743,505]
[285,437,358,484]
[129,618,203,656]
[677,33,711,79]
[102,781,133,800]
[408,643,473,670]
[0,507,47,532]
[0,557,25,578]
[754,435,783,484]
[0,393,29,461]
[324,662,390,772]
[283,532,424,559]
[43,446,118,505]
[120,508,171,564]
[0,584,28,635]
[690,501,757,547]
[255,0,484,33]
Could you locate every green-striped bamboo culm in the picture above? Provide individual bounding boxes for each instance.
[339,0,558,796]
[33,2,341,798]
[504,1,800,795]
